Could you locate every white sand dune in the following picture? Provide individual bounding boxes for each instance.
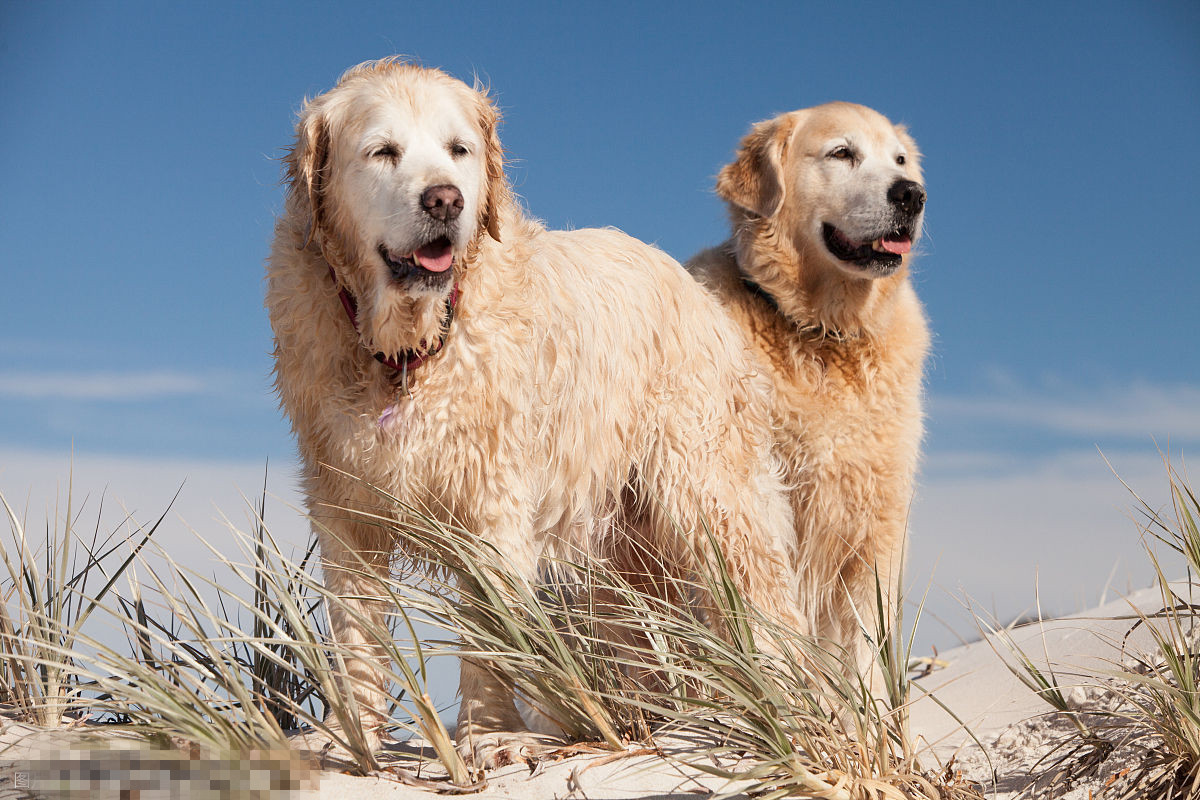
[909,583,1174,799]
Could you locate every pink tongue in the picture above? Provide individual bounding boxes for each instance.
[880,236,911,255]
[414,242,454,272]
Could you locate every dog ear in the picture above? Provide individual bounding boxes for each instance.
[286,104,331,248]
[477,94,506,243]
[716,117,792,219]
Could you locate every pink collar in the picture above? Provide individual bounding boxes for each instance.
[329,265,460,373]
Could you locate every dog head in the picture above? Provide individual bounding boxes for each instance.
[285,59,506,358]
[718,102,924,283]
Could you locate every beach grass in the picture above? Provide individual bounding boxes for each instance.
[0,470,984,797]
[330,477,983,798]
[0,475,164,727]
[982,456,1200,799]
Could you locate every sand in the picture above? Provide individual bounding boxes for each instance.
[908,583,1176,799]
[0,583,1181,799]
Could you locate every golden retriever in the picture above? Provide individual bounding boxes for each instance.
[688,102,930,685]
[266,59,802,768]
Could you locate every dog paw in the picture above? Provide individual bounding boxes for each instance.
[456,731,555,770]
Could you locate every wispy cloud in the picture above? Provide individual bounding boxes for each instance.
[0,371,211,401]
[930,378,1200,442]
[909,446,1173,649]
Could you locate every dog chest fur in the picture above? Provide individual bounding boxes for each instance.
[270,216,771,561]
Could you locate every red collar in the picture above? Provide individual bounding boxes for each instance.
[329,265,459,373]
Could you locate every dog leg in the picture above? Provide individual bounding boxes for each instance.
[455,657,555,769]
[314,513,396,756]
[643,413,809,646]
[452,508,558,769]
[703,483,810,643]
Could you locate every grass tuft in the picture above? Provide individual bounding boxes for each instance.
[332,482,983,799]
[1105,458,1200,798]
[1,467,983,797]
[0,475,470,785]
[0,476,165,727]
[982,455,1200,799]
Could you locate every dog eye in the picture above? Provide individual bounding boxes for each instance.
[449,141,470,158]
[371,144,400,161]
[827,146,855,162]
[896,154,907,165]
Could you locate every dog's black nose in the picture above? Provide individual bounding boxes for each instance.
[421,184,464,223]
[887,179,926,215]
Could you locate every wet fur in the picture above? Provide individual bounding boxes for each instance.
[267,60,802,767]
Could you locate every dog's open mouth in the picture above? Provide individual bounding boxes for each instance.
[379,237,455,285]
[822,223,910,274]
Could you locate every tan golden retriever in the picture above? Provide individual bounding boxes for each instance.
[266,59,802,768]
[688,102,930,685]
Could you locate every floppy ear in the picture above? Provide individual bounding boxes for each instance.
[476,93,506,243]
[286,103,331,248]
[716,116,792,219]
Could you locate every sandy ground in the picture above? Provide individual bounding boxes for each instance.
[0,583,1178,799]
[908,584,1173,799]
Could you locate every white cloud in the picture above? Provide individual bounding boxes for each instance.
[907,447,1177,651]
[0,447,310,567]
[930,379,1200,442]
[0,371,211,401]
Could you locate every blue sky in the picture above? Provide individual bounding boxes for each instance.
[2,1,1198,649]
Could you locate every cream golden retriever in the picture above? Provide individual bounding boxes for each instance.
[266,59,802,768]
[688,102,930,684]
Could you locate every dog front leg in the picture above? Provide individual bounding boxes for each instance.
[316,516,395,755]
[452,511,554,769]
[455,656,546,769]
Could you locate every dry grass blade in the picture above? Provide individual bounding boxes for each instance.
[326,480,982,799]
[975,454,1200,799]
[0,477,168,727]
[973,584,1100,743]
[0,465,980,796]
